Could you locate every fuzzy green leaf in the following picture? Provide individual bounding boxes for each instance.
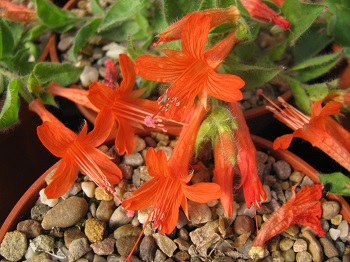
[306,80,336,102]
[223,61,282,88]
[0,19,14,58]
[162,0,199,24]
[288,52,342,82]
[319,172,350,196]
[285,77,311,114]
[100,0,144,31]
[199,0,217,10]
[72,18,102,59]
[28,62,83,92]
[0,79,21,130]
[282,0,325,44]
[35,0,75,29]
[329,6,350,47]
[91,0,105,15]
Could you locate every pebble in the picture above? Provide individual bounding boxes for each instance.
[296,250,313,262]
[109,205,133,229]
[102,43,127,59]
[31,203,50,221]
[39,189,59,207]
[25,252,51,261]
[153,232,177,257]
[118,163,133,180]
[30,234,55,252]
[16,219,42,238]
[81,181,96,198]
[338,220,349,238]
[123,153,144,167]
[282,248,295,261]
[85,218,105,243]
[58,36,74,51]
[273,160,292,180]
[139,235,157,261]
[320,235,339,258]
[299,175,314,187]
[69,238,92,261]
[329,228,341,240]
[0,230,27,261]
[279,237,294,251]
[139,165,152,182]
[289,171,305,183]
[133,136,147,152]
[233,215,255,235]
[64,227,86,248]
[301,230,324,261]
[41,196,88,230]
[96,200,115,222]
[331,214,343,226]
[95,187,114,201]
[322,201,341,220]
[188,201,212,225]
[90,238,116,255]
[80,66,99,87]
[293,238,307,252]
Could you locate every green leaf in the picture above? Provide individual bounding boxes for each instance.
[330,6,350,47]
[25,24,48,40]
[162,0,199,24]
[223,61,282,88]
[282,0,325,44]
[306,80,336,102]
[35,0,74,29]
[72,18,102,59]
[0,19,15,58]
[127,36,145,60]
[199,0,217,10]
[0,79,21,130]
[99,20,141,42]
[267,40,287,62]
[28,62,83,92]
[288,52,342,82]
[284,76,311,114]
[91,0,105,16]
[293,24,334,64]
[100,0,144,31]
[319,172,350,196]
[0,74,5,95]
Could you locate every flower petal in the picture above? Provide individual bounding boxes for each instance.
[88,82,116,109]
[273,134,294,150]
[182,182,221,203]
[115,118,136,155]
[181,13,210,60]
[145,148,170,178]
[44,157,79,199]
[117,54,136,98]
[83,108,115,147]
[135,54,189,82]
[206,70,244,102]
[37,121,76,157]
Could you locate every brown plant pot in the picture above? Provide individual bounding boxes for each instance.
[1,135,349,244]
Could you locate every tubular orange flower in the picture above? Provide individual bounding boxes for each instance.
[230,101,267,208]
[0,0,36,22]
[135,13,245,122]
[122,102,221,260]
[87,54,183,155]
[263,94,350,172]
[249,184,325,259]
[29,99,122,199]
[213,131,237,217]
[153,6,240,46]
[241,0,290,30]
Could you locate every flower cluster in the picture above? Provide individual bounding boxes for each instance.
[1,0,350,260]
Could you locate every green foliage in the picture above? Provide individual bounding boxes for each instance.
[282,0,325,44]
[319,172,350,196]
[162,0,199,24]
[0,79,21,129]
[0,19,15,58]
[327,5,350,47]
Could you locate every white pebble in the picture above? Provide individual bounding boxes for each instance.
[329,228,341,240]
[39,189,59,207]
[82,181,96,198]
[103,43,127,60]
[338,220,349,238]
[138,207,151,224]
[80,66,99,87]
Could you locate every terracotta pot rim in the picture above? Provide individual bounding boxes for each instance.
[1,135,349,244]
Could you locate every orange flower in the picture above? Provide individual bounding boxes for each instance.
[249,184,325,259]
[213,131,236,217]
[230,102,267,208]
[87,54,182,155]
[153,6,240,46]
[122,102,221,259]
[135,13,245,122]
[29,99,122,199]
[264,94,350,172]
[241,0,290,30]
[104,59,119,89]
[0,0,36,22]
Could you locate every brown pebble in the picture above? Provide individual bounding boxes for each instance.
[232,215,255,235]
[17,219,42,238]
